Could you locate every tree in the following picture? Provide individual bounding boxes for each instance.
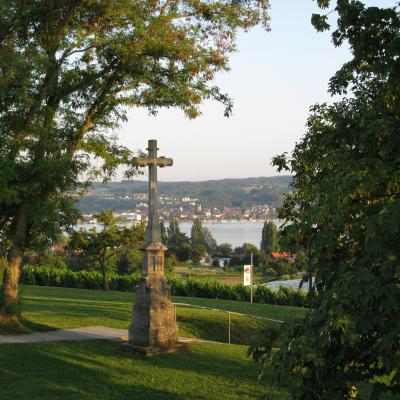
[116,223,146,274]
[215,243,234,258]
[68,211,119,290]
[190,219,217,255]
[190,219,204,246]
[190,244,207,266]
[278,224,316,295]
[68,210,145,290]
[261,2,400,398]
[0,0,270,322]
[202,227,218,256]
[260,221,279,256]
[166,219,191,262]
[160,221,167,245]
[230,243,262,267]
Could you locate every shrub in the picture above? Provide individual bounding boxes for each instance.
[40,252,68,269]
[21,265,308,307]
[21,265,141,292]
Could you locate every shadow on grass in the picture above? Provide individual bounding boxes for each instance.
[0,340,278,400]
[177,309,272,345]
[0,317,57,335]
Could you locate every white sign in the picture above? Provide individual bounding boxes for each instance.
[243,265,252,286]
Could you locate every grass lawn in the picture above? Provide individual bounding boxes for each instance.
[0,340,289,400]
[0,285,295,400]
[0,286,396,399]
[9,285,306,344]
[174,265,265,285]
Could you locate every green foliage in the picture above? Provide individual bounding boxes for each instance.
[0,0,271,239]
[166,219,191,261]
[248,325,283,379]
[68,212,145,289]
[190,219,218,256]
[311,14,330,32]
[116,249,142,275]
[265,259,297,277]
[160,221,167,245]
[215,243,234,258]
[230,243,263,266]
[190,244,207,266]
[22,265,140,292]
[171,278,308,307]
[0,0,270,316]
[78,177,291,213]
[267,2,400,398]
[39,252,68,270]
[212,258,221,267]
[260,221,279,255]
[164,254,178,275]
[0,286,324,400]
[21,265,308,307]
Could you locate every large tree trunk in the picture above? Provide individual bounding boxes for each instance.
[0,203,28,322]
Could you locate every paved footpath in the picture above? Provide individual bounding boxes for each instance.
[0,326,220,345]
[0,326,129,344]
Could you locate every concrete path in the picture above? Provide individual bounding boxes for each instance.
[0,326,128,345]
[0,326,223,345]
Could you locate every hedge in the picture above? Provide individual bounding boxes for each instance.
[21,265,308,307]
[21,265,141,292]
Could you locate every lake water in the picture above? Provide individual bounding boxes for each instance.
[78,220,280,248]
[178,221,266,247]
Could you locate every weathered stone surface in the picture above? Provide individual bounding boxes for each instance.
[120,341,190,357]
[128,140,179,354]
[129,276,178,348]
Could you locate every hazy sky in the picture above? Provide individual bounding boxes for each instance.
[116,0,396,182]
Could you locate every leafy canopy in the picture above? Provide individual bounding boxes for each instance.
[0,0,270,248]
[258,1,400,399]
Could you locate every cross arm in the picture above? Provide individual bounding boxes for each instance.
[132,156,148,167]
[132,156,173,167]
[157,156,173,167]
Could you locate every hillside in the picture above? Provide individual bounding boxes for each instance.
[77,176,292,213]
[0,285,301,400]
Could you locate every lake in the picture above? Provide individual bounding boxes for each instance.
[78,220,280,248]
[178,221,268,248]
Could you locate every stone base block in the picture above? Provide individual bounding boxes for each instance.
[130,277,178,348]
[119,341,190,357]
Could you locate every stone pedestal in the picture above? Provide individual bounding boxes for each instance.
[124,242,187,355]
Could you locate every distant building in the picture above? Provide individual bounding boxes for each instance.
[219,257,231,267]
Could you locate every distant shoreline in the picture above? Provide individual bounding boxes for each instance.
[76,220,282,247]
[78,218,281,225]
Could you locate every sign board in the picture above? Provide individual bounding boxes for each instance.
[243,265,252,286]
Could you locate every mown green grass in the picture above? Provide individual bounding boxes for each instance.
[1,285,396,399]
[0,285,295,400]
[5,285,306,343]
[174,296,306,322]
[0,340,289,400]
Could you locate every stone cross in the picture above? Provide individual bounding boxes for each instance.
[125,139,184,355]
[133,139,173,245]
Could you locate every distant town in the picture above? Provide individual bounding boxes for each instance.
[79,193,278,225]
[76,176,290,223]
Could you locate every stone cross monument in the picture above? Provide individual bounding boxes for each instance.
[126,139,183,355]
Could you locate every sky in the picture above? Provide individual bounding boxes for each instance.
[115,0,396,182]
